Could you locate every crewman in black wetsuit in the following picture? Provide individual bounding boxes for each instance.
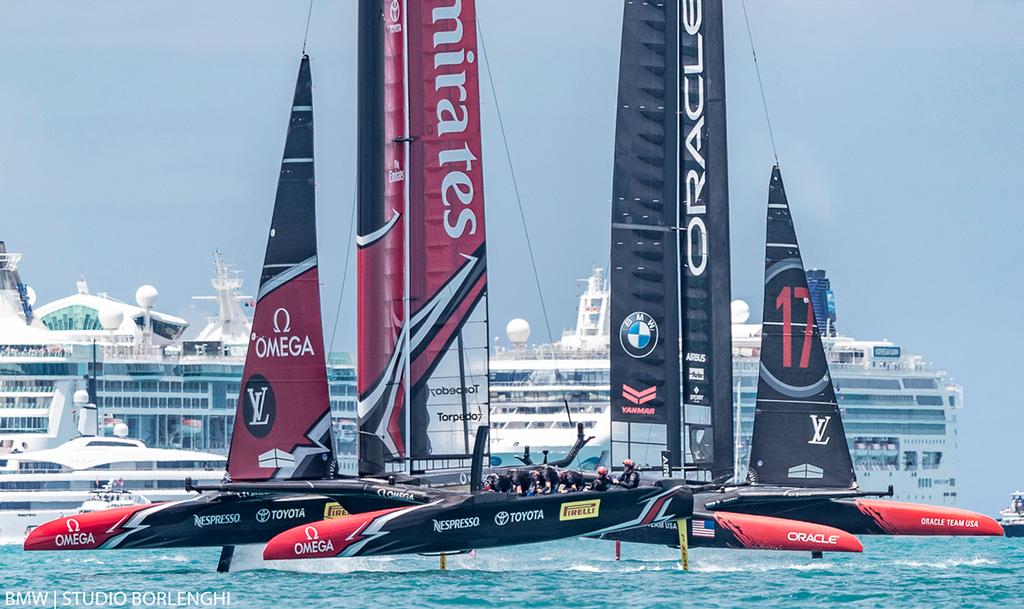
[511,469,532,495]
[541,466,560,494]
[482,473,498,491]
[494,471,514,493]
[615,459,640,489]
[558,469,586,493]
[589,466,612,492]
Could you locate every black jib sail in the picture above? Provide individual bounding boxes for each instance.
[745,165,855,488]
[225,55,334,481]
[609,0,733,481]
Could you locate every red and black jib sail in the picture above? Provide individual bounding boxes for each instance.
[226,55,333,482]
[609,0,733,481]
[357,0,489,477]
[745,166,856,488]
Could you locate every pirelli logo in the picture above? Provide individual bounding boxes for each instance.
[559,499,601,521]
[323,502,348,519]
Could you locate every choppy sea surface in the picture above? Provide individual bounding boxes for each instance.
[0,536,1019,608]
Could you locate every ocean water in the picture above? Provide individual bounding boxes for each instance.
[0,536,1019,608]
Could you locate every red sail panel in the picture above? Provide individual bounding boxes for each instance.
[227,56,332,482]
[405,0,489,468]
[357,0,410,473]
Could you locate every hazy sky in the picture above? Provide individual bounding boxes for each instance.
[1,1,1022,513]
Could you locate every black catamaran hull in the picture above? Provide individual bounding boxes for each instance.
[264,485,692,560]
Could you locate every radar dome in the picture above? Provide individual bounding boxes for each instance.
[135,285,158,308]
[99,308,124,331]
[506,318,530,346]
[112,422,130,438]
[24,286,36,306]
[73,389,90,405]
[731,299,751,324]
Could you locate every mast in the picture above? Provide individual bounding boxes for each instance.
[745,166,856,488]
[226,55,333,482]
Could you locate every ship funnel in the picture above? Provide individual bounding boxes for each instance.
[74,389,97,437]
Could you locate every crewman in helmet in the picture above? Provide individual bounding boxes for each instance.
[615,459,640,489]
[589,466,612,492]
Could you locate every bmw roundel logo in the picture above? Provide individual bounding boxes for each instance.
[619,311,659,358]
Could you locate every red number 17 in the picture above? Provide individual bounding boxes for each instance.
[775,286,813,368]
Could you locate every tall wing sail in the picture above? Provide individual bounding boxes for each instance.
[357,0,489,477]
[746,166,856,488]
[227,55,333,481]
[678,0,734,482]
[405,0,489,474]
[357,0,410,476]
[609,1,682,471]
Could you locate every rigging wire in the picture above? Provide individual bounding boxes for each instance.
[301,0,315,55]
[476,18,575,426]
[327,183,358,356]
[740,0,780,165]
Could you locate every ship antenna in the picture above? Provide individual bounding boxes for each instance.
[301,0,314,55]
[741,0,780,166]
[478,16,574,428]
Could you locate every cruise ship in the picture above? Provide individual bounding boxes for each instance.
[0,243,359,538]
[490,268,963,505]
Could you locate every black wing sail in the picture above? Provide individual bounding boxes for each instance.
[678,0,734,482]
[609,1,682,471]
[746,166,856,488]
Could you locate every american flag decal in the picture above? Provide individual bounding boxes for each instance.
[692,519,716,538]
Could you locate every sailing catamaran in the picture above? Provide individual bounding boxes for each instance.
[604,165,1003,551]
[26,1,695,565]
[596,0,1000,553]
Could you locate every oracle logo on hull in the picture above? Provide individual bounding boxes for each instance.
[787,531,840,545]
[431,0,481,241]
[682,0,708,277]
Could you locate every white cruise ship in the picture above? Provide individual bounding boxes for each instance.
[490,268,963,505]
[0,243,359,538]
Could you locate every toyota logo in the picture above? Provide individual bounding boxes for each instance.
[66,518,81,533]
[256,508,270,523]
[305,526,319,541]
[494,511,509,526]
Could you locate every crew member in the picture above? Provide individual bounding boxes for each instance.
[615,459,640,489]
[589,466,612,492]
[541,465,560,494]
[511,469,532,495]
[482,474,498,492]
[558,469,586,493]
[493,471,514,494]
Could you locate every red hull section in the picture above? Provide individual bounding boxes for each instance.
[24,504,155,551]
[853,499,1003,536]
[263,506,411,560]
[713,511,862,553]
